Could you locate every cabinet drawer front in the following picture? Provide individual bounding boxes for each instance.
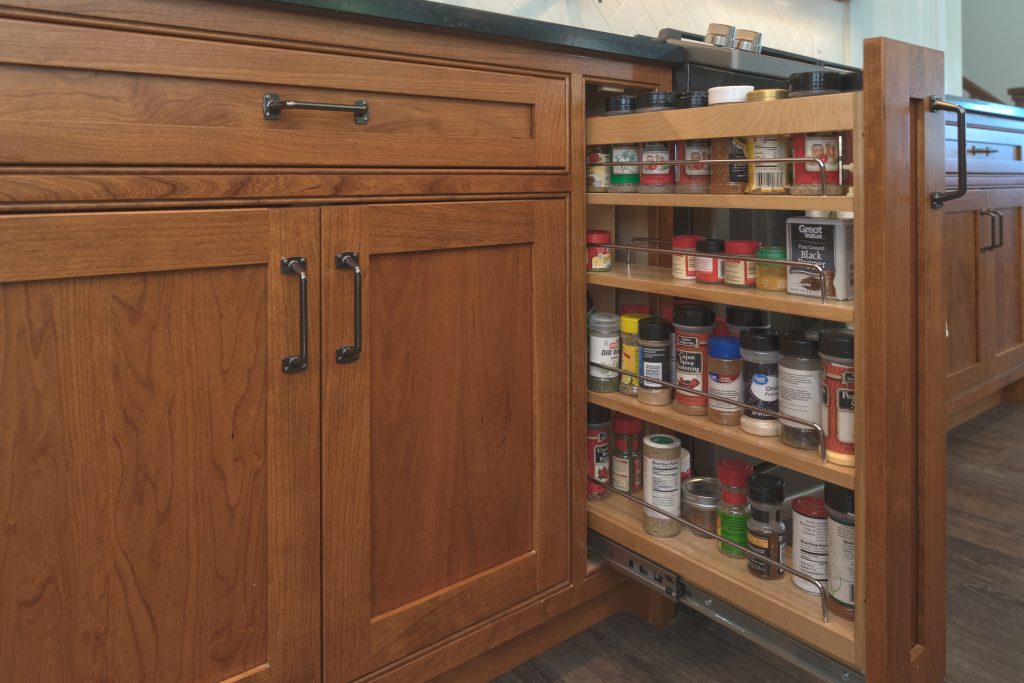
[0,18,567,169]
[946,113,1024,188]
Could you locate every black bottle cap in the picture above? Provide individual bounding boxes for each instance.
[819,328,854,359]
[747,474,785,504]
[825,483,855,515]
[697,238,725,253]
[780,330,819,358]
[677,91,709,109]
[740,328,779,352]
[674,306,715,328]
[637,91,677,109]
[605,94,637,114]
[841,71,864,92]
[587,403,612,424]
[726,306,769,328]
[638,317,672,342]
[788,70,843,96]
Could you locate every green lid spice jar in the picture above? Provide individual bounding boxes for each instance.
[588,312,620,393]
[611,413,643,494]
[618,313,645,396]
[825,483,856,621]
[779,331,823,450]
[717,459,753,558]
[746,474,786,580]
[755,245,787,291]
[642,434,684,537]
[637,318,673,406]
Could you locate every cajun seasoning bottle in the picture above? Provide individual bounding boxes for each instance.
[820,328,855,466]
[611,413,643,494]
[637,318,673,406]
[672,306,715,416]
[717,458,753,558]
[707,335,743,426]
[746,474,786,580]
[586,404,612,500]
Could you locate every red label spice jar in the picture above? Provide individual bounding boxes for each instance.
[820,328,855,466]
[586,230,612,272]
[611,413,644,494]
[674,91,711,195]
[724,239,760,287]
[672,306,716,416]
[586,144,611,193]
[586,403,612,500]
[671,234,703,280]
[694,238,726,284]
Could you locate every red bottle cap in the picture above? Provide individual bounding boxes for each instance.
[660,300,676,323]
[613,412,643,435]
[725,239,760,254]
[672,235,703,249]
[586,230,611,245]
[619,303,651,315]
[716,459,754,487]
[792,496,827,519]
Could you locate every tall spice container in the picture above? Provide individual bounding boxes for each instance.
[778,331,823,449]
[820,328,855,466]
[611,413,643,494]
[643,435,684,537]
[606,95,639,193]
[674,91,711,194]
[638,318,673,406]
[746,474,786,580]
[588,312,620,393]
[744,88,790,195]
[717,459,753,558]
[791,496,829,593]
[673,307,716,416]
[707,335,744,426]
[740,329,781,437]
[708,85,754,195]
[636,92,676,194]
[825,483,856,621]
[586,404,612,500]
[618,313,645,396]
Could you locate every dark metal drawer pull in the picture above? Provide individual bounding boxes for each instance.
[981,210,999,252]
[993,209,1005,249]
[281,256,309,373]
[930,96,967,208]
[335,252,362,364]
[263,93,369,124]
[968,145,998,156]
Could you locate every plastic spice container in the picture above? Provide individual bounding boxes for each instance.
[726,306,770,338]
[586,230,612,272]
[586,403,612,500]
[606,95,639,193]
[708,86,753,194]
[586,144,611,193]
[611,412,644,494]
[779,331,823,450]
[637,318,673,406]
[683,477,721,538]
[717,459,753,558]
[618,313,645,396]
[791,496,828,594]
[588,312,620,393]
[674,91,712,194]
[755,246,787,291]
[745,135,789,194]
[724,239,760,287]
[746,88,788,103]
[694,238,726,284]
[791,132,845,196]
[671,234,703,280]
[672,306,716,416]
[825,483,856,621]
[707,335,743,426]
[746,474,786,580]
[635,92,676,194]
[740,328,780,437]
[642,434,683,537]
[820,328,855,466]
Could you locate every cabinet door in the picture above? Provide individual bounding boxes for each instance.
[321,199,569,680]
[943,191,989,397]
[984,189,1024,377]
[0,208,321,682]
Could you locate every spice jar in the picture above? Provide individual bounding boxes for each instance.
[724,239,760,287]
[683,477,721,538]
[642,434,683,537]
[694,238,725,284]
[708,86,753,194]
[791,132,845,196]
[791,496,828,594]
[618,313,645,396]
[745,135,789,195]
[636,92,676,194]
[611,413,643,494]
[820,328,855,466]
[672,306,715,416]
[586,144,611,193]
[671,234,703,280]
[586,403,612,500]
[707,335,743,426]
[588,312,620,393]
[726,306,770,338]
[637,318,673,406]
[755,246,787,291]
[606,95,639,193]
[825,483,856,621]
[779,331,823,450]
[675,91,711,194]
[586,230,612,272]
[717,458,753,558]
[740,328,780,437]
[746,473,786,580]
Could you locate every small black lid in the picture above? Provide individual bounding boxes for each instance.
[697,238,725,253]
[637,91,677,109]
[726,306,769,328]
[586,403,612,424]
[605,94,637,114]
[819,327,854,358]
[841,71,864,92]
[788,70,843,96]
[740,327,779,352]
[638,317,671,341]
[825,482,855,514]
[747,473,785,503]
[674,306,715,328]
[780,330,819,357]
[677,91,709,109]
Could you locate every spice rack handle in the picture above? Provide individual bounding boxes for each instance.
[263,92,369,124]
[335,252,362,364]
[280,257,309,374]
[930,96,967,208]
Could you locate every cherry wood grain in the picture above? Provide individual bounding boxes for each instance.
[985,192,1024,376]
[942,192,987,395]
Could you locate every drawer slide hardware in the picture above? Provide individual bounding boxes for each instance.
[280,256,309,373]
[263,93,369,124]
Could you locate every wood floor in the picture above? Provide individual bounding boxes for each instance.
[497,401,1024,682]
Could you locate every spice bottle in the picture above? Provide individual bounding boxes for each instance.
[779,331,823,450]
[683,477,721,537]
[674,91,711,194]
[586,144,611,193]
[636,92,676,194]
[643,434,683,537]
[745,134,789,194]
[707,335,743,426]
[672,306,715,416]
[740,328,780,437]
[671,234,703,280]
[586,230,613,272]
[588,312,620,393]
[825,483,856,621]
[791,496,829,594]
[708,86,753,195]
[755,246,787,291]
[717,458,753,558]
[724,239,760,287]
[637,318,673,406]
[605,95,639,193]
[611,413,643,494]
[726,306,770,337]
[694,238,726,284]
[820,328,855,466]
[586,404,612,500]
[746,474,786,580]
[788,72,846,196]
[618,313,645,396]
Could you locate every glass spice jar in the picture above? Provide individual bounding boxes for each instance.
[586,403,612,500]
[587,312,620,393]
[618,313,645,396]
[694,238,726,284]
[745,135,790,194]
[707,86,752,195]
[717,458,753,558]
[821,328,855,466]
[586,143,611,193]
[674,91,711,194]
[671,234,703,280]
[707,335,743,426]
[637,317,673,406]
[643,434,683,537]
[755,246,787,291]
[586,230,612,272]
[683,477,721,538]
[672,306,715,416]
[779,331,823,450]
[746,473,786,580]
[611,412,644,494]
[726,306,770,338]
[825,483,856,621]
[724,239,760,287]
[740,328,780,437]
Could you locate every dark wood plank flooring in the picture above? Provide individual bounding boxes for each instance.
[497,401,1024,682]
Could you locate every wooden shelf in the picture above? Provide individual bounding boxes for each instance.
[586,91,858,145]
[587,494,857,667]
[587,391,854,488]
[587,263,855,323]
[586,192,854,212]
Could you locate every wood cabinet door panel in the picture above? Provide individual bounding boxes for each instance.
[943,193,988,396]
[321,199,569,680]
[0,209,320,682]
[985,190,1024,375]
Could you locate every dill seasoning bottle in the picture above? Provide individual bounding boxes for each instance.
[587,312,620,393]
[717,459,753,558]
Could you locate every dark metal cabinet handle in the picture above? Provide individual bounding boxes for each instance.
[993,210,1005,249]
[263,93,368,124]
[931,96,967,209]
[335,252,362,364]
[980,210,998,252]
[968,145,998,156]
[281,257,309,373]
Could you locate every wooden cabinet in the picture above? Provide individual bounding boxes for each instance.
[0,208,322,682]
